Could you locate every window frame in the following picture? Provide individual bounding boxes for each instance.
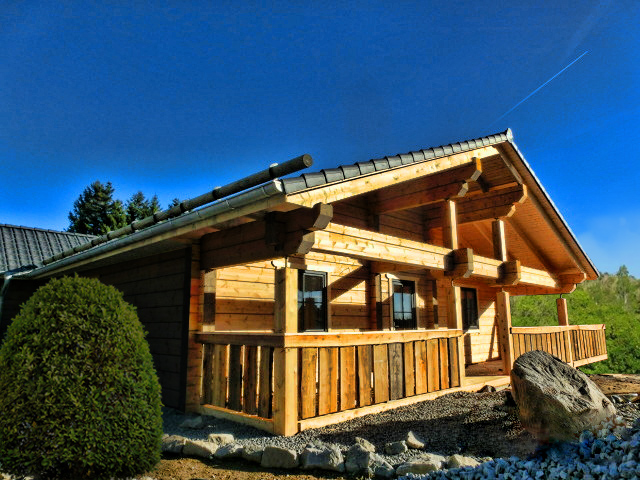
[297,269,328,332]
[391,278,418,330]
[461,287,479,331]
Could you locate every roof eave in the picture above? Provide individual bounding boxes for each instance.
[19,180,287,280]
[501,131,599,280]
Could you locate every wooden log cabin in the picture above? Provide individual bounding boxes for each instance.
[0,129,605,436]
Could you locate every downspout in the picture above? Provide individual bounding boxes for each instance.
[0,273,13,340]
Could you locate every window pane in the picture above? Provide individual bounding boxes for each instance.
[461,287,478,330]
[298,271,327,331]
[392,279,416,330]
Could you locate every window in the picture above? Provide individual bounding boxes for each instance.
[298,270,327,331]
[461,287,478,330]
[392,279,417,330]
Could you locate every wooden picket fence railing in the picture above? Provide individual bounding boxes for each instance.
[295,330,463,421]
[196,329,463,432]
[511,324,607,367]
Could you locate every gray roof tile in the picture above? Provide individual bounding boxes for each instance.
[0,225,96,274]
[280,129,511,194]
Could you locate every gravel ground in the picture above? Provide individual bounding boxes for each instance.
[164,390,633,467]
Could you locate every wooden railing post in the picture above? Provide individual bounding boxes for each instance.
[496,290,514,374]
[273,264,299,436]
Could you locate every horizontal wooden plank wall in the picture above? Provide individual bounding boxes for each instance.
[201,342,274,419]
[85,248,191,409]
[215,261,275,331]
[333,195,426,243]
[297,336,461,420]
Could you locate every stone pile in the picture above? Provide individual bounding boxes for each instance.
[404,416,639,480]
[161,429,482,477]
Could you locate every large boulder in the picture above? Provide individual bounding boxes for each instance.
[510,350,616,442]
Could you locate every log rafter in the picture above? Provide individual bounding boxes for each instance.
[424,184,528,229]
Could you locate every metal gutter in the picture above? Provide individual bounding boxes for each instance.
[19,180,287,279]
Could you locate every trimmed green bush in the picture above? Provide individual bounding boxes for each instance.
[0,276,163,479]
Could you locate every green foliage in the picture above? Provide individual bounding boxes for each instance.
[125,191,161,223]
[168,197,181,209]
[0,276,162,479]
[511,265,640,375]
[67,180,127,235]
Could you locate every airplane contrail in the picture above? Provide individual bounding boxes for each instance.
[491,51,589,125]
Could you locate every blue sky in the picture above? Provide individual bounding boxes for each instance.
[0,2,638,276]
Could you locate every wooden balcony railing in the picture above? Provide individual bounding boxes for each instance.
[511,324,607,367]
[195,329,463,432]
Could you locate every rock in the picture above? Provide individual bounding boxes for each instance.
[415,452,447,469]
[179,416,206,429]
[384,440,407,455]
[207,433,235,447]
[396,460,441,476]
[300,443,345,472]
[448,454,480,468]
[345,444,393,476]
[214,442,244,459]
[183,439,218,458]
[373,458,395,478]
[611,394,623,404]
[479,384,496,393]
[354,436,376,452]
[405,431,426,449]
[510,350,616,442]
[161,434,187,454]
[260,445,299,469]
[241,444,264,463]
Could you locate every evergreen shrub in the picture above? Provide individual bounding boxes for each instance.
[0,276,163,479]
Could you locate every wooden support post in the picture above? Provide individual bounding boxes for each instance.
[496,290,514,374]
[492,219,507,262]
[442,200,465,385]
[557,297,569,326]
[186,243,204,412]
[274,265,298,333]
[442,200,458,250]
[273,264,299,435]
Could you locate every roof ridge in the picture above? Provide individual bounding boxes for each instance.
[281,129,512,194]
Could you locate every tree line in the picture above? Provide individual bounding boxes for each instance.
[67,181,180,236]
[511,266,640,374]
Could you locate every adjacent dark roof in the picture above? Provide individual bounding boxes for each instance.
[0,225,96,274]
[281,130,512,194]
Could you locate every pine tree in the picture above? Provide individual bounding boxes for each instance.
[125,192,161,223]
[68,181,127,235]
